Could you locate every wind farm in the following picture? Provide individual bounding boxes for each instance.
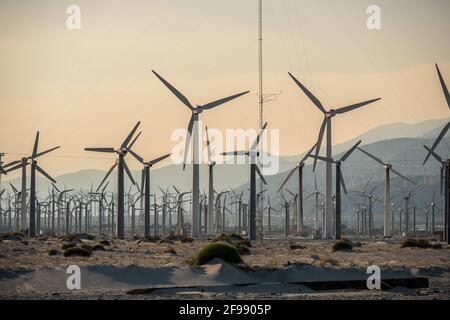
[0,0,449,303]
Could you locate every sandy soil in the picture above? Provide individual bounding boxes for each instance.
[1,235,449,300]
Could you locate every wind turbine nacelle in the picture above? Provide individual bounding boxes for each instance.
[325,110,336,118]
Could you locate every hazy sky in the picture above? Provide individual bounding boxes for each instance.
[1,0,450,178]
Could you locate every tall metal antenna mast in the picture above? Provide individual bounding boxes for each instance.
[0,153,4,191]
[257,0,264,239]
[258,0,263,130]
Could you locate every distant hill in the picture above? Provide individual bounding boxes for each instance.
[231,134,449,229]
[284,117,450,163]
[2,117,449,211]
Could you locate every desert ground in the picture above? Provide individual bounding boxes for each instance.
[0,233,449,300]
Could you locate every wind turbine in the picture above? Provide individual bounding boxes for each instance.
[288,72,381,239]
[152,70,249,237]
[205,126,216,236]
[264,195,280,235]
[309,140,361,239]
[357,146,416,237]
[277,143,316,235]
[85,122,140,239]
[221,123,268,240]
[5,132,60,236]
[127,147,171,238]
[423,64,450,243]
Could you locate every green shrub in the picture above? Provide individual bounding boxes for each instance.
[81,244,93,251]
[193,242,243,266]
[166,233,178,241]
[289,244,306,250]
[401,238,442,249]
[48,249,60,256]
[60,234,81,242]
[216,233,243,243]
[0,232,24,241]
[63,247,91,257]
[332,240,353,252]
[180,235,193,243]
[79,233,95,240]
[92,244,106,251]
[236,239,252,248]
[145,235,161,242]
[99,240,110,246]
[164,247,177,255]
[236,243,251,255]
[61,242,77,250]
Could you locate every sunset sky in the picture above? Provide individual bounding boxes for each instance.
[1,0,450,178]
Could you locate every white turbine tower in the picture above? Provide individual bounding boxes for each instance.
[288,72,381,239]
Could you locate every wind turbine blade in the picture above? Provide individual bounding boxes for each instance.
[300,143,317,164]
[172,185,180,194]
[423,122,450,164]
[9,183,19,194]
[286,189,296,197]
[97,162,117,192]
[288,72,326,114]
[340,140,362,162]
[305,192,315,201]
[149,153,171,166]
[101,181,110,193]
[183,115,194,171]
[390,168,416,185]
[36,164,56,184]
[251,122,268,151]
[309,154,333,163]
[255,165,267,185]
[205,126,212,163]
[441,167,444,196]
[314,175,318,190]
[51,183,60,192]
[423,145,442,163]
[277,166,299,193]
[436,64,450,110]
[152,70,194,110]
[363,178,372,193]
[128,149,144,164]
[123,160,136,185]
[121,122,141,149]
[34,146,60,159]
[5,163,23,173]
[313,118,327,171]
[128,131,141,150]
[199,91,249,111]
[340,170,348,195]
[335,98,381,115]
[357,147,386,166]
[369,185,377,195]
[85,148,116,153]
[32,132,40,158]
[2,160,21,169]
